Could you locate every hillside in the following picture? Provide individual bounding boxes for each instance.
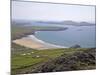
[32,48,96,73]
[11,43,96,74]
[12,20,95,26]
[11,25,67,40]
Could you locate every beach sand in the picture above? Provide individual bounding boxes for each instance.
[12,35,66,50]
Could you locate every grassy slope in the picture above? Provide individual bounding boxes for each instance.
[11,43,65,74]
[11,25,34,40]
[11,43,90,75]
[33,48,95,73]
[11,25,67,40]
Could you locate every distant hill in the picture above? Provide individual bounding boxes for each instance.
[60,20,95,26]
[61,20,78,25]
[11,20,32,26]
[12,20,95,26]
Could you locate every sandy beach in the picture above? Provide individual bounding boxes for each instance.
[12,35,66,50]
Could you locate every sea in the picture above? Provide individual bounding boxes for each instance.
[33,25,96,48]
[24,23,96,48]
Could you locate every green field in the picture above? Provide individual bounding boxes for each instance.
[11,43,90,74]
[11,25,67,40]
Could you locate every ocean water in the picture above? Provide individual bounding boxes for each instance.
[35,25,96,48]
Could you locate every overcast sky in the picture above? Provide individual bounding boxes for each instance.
[12,1,95,22]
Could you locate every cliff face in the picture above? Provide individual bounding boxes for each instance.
[32,48,96,73]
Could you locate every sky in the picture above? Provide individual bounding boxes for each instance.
[12,1,95,22]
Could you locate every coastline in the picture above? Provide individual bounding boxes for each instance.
[12,35,67,50]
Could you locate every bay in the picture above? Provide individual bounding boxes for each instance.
[35,25,96,48]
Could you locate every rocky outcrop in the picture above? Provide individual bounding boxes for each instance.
[32,48,96,73]
[70,44,81,48]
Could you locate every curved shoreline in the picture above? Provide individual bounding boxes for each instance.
[12,35,67,50]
